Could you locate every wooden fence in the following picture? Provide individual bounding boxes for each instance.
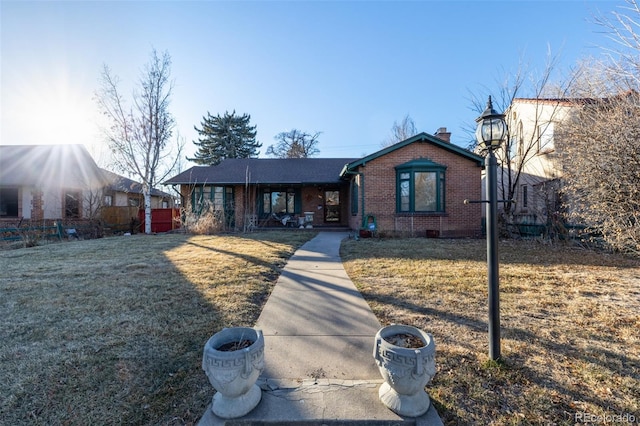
[101,207,181,234]
[101,206,141,233]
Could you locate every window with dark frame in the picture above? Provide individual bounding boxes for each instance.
[0,187,19,217]
[521,184,528,209]
[350,179,358,215]
[192,185,233,214]
[396,161,446,213]
[65,191,81,218]
[262,189,296,215]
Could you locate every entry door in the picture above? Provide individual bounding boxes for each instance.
[324,190,340,223]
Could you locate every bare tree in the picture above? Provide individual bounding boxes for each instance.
[266,129,321,158]
[557,1,640,252]
[467,52,574,225]
[381,114,417,147]
[559,88,640,253]
[96,49,183,234]
[595,0,640,88]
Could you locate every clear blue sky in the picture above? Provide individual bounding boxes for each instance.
[0,0,622,162]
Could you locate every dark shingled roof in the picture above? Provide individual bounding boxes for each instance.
[164,158,358,185]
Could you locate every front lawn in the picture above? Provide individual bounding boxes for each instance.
[2,233,637,425]
[0,232,314,425]
[341,238,640,425]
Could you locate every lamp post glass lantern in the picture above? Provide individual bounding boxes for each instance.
[475,96,506,361]
[475,96,507,150]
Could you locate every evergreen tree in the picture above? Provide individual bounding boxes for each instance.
[189,110,261,165]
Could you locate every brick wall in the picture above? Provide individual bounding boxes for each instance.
[31,188,43,220]
[348,141,482,237]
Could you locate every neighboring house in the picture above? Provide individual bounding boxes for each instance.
[99,169,179,233]
[100,169,175,209]
[0,144,106,222]
[493,98,575,226]
[165,130,485,237]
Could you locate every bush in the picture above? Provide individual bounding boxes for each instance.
[182,201,226,235]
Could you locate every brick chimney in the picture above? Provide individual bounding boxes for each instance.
[435,127,451,143]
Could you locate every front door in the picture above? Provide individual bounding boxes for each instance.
[324,190,340,223]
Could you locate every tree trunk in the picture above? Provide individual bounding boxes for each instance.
[144,185,152,234]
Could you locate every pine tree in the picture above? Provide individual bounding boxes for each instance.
[189,110,261,165]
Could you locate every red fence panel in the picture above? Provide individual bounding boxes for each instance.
[138,208,181,233]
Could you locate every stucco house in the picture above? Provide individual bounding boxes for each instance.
[165,130,484,237]
[0,144,106,222]
[499,98,575,227]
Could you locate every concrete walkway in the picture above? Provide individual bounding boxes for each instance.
[199,232,443,425]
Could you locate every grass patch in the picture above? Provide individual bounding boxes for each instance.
[0,231,314,425]
[341,238,640,425]
[3,232,638,425]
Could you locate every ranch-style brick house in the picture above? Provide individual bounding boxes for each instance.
[165,131,484,237]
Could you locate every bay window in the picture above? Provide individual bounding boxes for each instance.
[396,160,446,213]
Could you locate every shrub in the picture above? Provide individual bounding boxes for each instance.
[182,201,226,235]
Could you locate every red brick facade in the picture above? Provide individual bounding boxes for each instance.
[346,140,483,237]
[175,134,483,236]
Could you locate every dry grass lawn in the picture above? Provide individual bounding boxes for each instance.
[2,233,638,425]
[0,232,314,425]
[341,238,640,425]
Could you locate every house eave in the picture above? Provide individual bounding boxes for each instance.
[342,132,484,175]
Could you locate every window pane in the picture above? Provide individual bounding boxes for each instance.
[538,122,554,151]
[272,192,286,213]
[440,174,445,210]
[0,187,19,217]
[263,193,271,214]
[194,187,203,212]
[213,186,224,211]
[225,187,234,210]
[400,180,410,211]
[287,192,295,213]
[351,180,358,215]
[65,191,81,218]
[414,172,437,211]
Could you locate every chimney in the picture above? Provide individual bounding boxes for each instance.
[434,127,451,143]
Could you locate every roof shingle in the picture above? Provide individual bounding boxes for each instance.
[164,158,357,185]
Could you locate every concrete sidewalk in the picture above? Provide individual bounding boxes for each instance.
[199,232,442,425]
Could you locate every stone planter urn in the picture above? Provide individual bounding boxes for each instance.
[373,324,436,417]
[202,327,265,419]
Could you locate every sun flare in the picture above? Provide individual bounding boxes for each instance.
[6,72,100,146]
[34,89,98,145]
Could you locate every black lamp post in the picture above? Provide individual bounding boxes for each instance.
[475,96,507,361]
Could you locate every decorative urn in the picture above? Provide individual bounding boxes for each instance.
[373,324,436,417]
[202,327,265,419]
